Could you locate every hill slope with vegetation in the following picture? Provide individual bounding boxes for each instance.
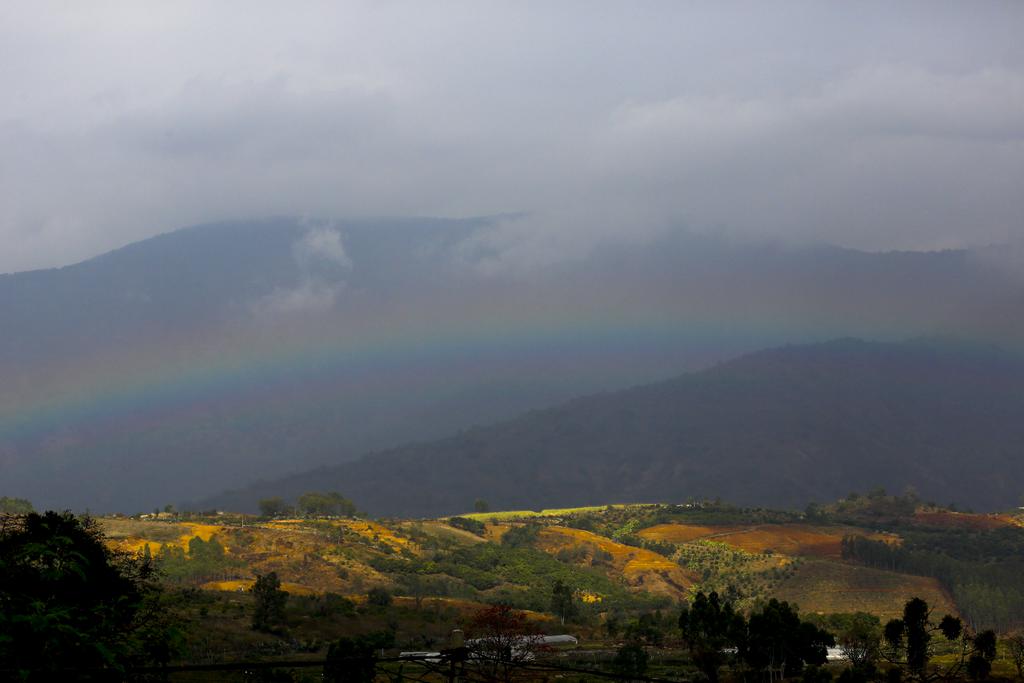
[210,339,1024,516]
[102,494,1024,635]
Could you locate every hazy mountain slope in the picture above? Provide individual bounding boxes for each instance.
[4,217,1024,513]
[209,339,1024,516]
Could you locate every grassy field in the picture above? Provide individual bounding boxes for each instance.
[773,558,957,618]
[459,504,637,521]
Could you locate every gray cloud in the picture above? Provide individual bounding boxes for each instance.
[2,1,1023,272]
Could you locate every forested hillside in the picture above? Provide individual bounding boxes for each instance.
[210,339,1024,516]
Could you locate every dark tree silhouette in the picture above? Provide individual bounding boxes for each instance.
[258,497,290,518]
[1008,633,1024,679]
[323,631,393,683]
[613,641,649,682]
[743,598,835,681]
[0,511,170,678]
[296,491,356,517]
[966,630,997,681]
[550,579,577,625]
[883,597,997,683]
[679,591,745,683]
[367,586,392,607]
[251,571,289,633]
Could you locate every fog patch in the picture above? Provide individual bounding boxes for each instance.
[252,226,351,315]
[293,225,352,270]
[253,279,342,315]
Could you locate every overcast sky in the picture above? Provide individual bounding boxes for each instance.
[2,1,1023,273]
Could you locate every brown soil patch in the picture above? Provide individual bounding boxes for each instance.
[912,511,1013,531]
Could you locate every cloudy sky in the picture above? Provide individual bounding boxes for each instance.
[2,1,1023,273]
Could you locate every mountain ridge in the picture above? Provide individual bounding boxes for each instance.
[5,217,1024,512]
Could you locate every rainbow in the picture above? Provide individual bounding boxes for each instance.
[0,302,850,445]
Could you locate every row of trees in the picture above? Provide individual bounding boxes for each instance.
[258,491,358,518]
[679,592,834,682]
[678,592,1000,683]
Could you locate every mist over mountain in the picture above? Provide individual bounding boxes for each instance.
[3,218,1024,513]
[208,338,1024,517]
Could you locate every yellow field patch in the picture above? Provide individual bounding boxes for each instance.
[483,523,512,543]
[113,539,160,555]
[200,579,316,596]
[538,526,696,600]
[181,523,221,542]
[103,520,229,555]
[261,518,413,552]
[335,519,413,551]
[460,504,637,522]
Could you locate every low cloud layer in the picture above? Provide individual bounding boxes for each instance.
[2,2,1023,272]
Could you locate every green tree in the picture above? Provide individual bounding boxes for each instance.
[744,598,835,680]
[883,597,996,683]
[550,579,577,625]
[474,498,490,513]
[324,633,381,683]
[367,586,392,607]
[613,641,649,682]
[823,612,882,667]
[966,630,996,681]
[627,611,667,647]
[0,496,34,514]
[251,571,289,633]
[296,491,356,517]
[258,497,290,518]
[1007,633,1024,679]
[0,511,173,678]
[679,591,746,683]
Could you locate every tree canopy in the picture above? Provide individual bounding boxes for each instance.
[0,511,171,678]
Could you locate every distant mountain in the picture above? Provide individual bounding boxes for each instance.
[207,339,1024,516]
[4,217,1024,513]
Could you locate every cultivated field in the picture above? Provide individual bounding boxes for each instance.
[639,523,896,558]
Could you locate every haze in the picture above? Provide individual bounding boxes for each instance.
[3,1,1024,274]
